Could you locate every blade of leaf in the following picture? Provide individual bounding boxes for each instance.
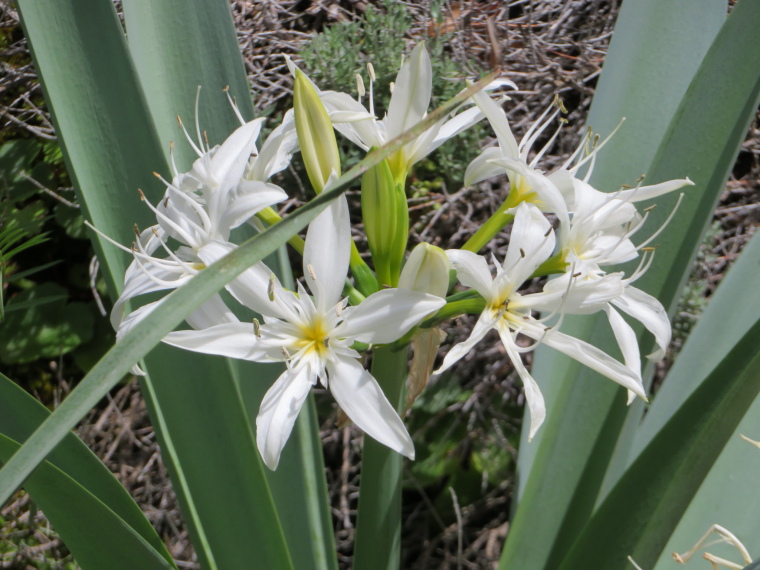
[0,374,173,565]
[637,214,760,570]
[555,317,760,570]
[514,0,727,503]
[0,433,176,570]
[122,3,336,566]
[511,1,760,567]
[506,2,727,568]
[14,2,296,567]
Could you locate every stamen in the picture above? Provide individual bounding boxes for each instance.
[636,193,685,250]
[356,74,365,99]
[137,189,199,247]
[177,115,204,158]
[268,273,276,302]
[280,346,291,359]
[193,85,204,152]
[224,85,246,126]
[253,318,261,337]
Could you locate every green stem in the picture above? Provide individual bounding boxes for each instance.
[461,202,516,253]
[353,345,409,570]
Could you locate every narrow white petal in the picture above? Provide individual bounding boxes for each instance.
[465,147,505,186]
[250,109,298,181]
[184,294,239,329]
[163,322,270,361]
[304,194,351,310]
[502,202,555,286]
[213,118,265,191]
[498,327,546,440]
[386,43,432,141]
[533,329,646,400]
[333,289,446,344]
[616,178,694,203]
[446,249,495,301]
[256,367,315,470]
[328,357,414,459]
[604,306,643,404]
[435,311,495,374]
[526,273,624,315]
[196,240,292,320]
[612,286,671,361]
[471,87,519,157]
[219,183,287,231]
[111,260,188,330]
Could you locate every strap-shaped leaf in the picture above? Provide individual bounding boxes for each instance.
[556,317,760,569]
[0,374,173,566]
[506,1,727,567]
[0,433,176,570]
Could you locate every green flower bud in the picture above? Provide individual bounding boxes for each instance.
[293,69,340,193]
[398,242,449,298]
[362,157,399,287]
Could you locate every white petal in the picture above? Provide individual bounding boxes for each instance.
[111,259,189,330]
[612,286,671,361]
[328,357,414,459]
[525,273,624,315]
[256,366,315,470]
[333,289,445,344]
[502,202,555,286]
[304,194,351,310]
[471,87,519,158]
[249,109,298,181]
[213,118,265,192]
[498,326,545,440]
[184,294,239,329]
[407,105,485,167]
[219,183,287,231]
[163,321,270,361]
[435,311,495,375]
[533,329,646,400]
[386,43,432,141]
[616,178,694,203]
[446,249,495,301]
[465,147,505,186]
[196,240,292,320]
[604,306,642,404]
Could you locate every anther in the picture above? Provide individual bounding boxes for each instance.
[307,264,317,281]
[356,74,366,98]
[544,227,552,237]
[323,337,330,348]
[389,81,395,94]
[367,62,376,82]
[519,248,526,258]
[643,204,657,213]
[572,272,582,278]
[133,223,140,235]
[335,303,343,317]
[138,188,146,200]
[280,346,290,359]
[268,274,276,302]
[641,246,656,252]
[253,318,261,337]
[222,85,229,93]
[176,115,183,128]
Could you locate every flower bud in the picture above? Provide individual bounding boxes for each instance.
[293,69,340,193]
[362,157,399,287]
[399,242,449,298]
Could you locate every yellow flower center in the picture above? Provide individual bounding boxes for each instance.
[295,318,331,358]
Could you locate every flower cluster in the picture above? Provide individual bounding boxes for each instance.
[110,43,692,469]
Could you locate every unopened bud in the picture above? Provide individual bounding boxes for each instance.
[398,243,450,298]
[293,68,340,193]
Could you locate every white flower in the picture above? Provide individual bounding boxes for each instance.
[164,195,446,469]
[108,112,291,338]
[437,202,645,439]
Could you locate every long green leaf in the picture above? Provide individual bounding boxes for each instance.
[0,71,496,514]
[555,318,760,570]
[639,205,760,570]
[505,2,727,568]
[16,1,294,567]
[0,433,175,570]
[514,0,727,503]
[0,374,173,565]
[122,3,338,566]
